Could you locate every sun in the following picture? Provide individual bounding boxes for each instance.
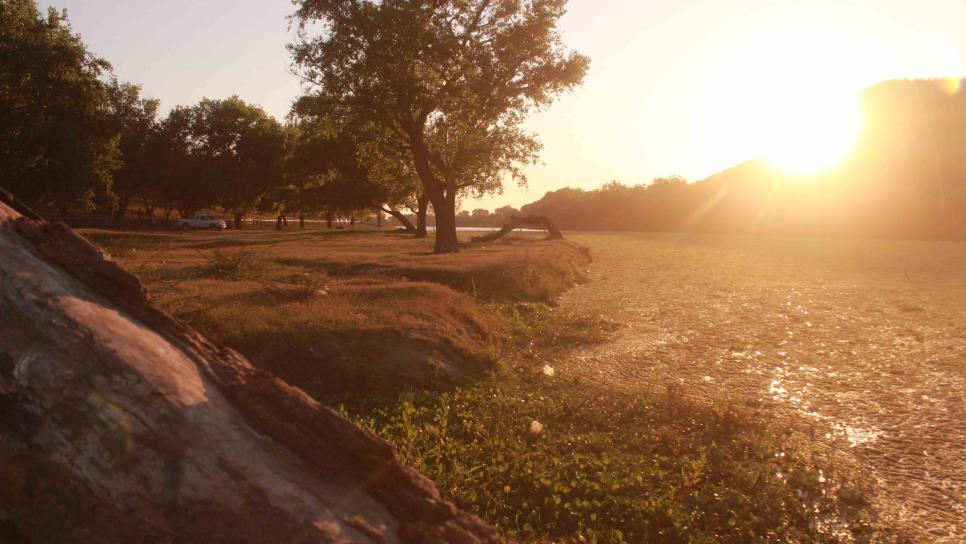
[690,21,895,177]
[759,92,862,175]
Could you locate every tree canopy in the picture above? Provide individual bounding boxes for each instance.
[291,0,588,252]
[0,0,118,211]
[106,79,161,223]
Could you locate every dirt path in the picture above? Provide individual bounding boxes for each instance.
[560,233,965,542]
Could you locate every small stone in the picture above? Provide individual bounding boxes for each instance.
[529,420,544,435]
[541,364,555,377]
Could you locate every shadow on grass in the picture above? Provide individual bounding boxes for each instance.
[202,324,496,409]
[275,253,589,303]
[185,238,290,250]
[81,231,186,247]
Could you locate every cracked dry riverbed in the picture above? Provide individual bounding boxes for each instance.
[559,233,965,542]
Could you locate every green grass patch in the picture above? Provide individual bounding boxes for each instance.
[495,302,620,360]
[345,371,847,544]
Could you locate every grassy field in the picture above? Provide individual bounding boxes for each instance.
[78,227,907,543]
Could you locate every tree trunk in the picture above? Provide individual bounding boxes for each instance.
[113,195,130,227]
[326,211,333,229]
[142,204,155,226]
[234,212,243,230]
[409,132,456,252]
[0,197,503,544]
[376,210,382,227]
[299,213,305,229]
[276,215,283,230]
[430,188,459,254]
[415,192,429,238]
[350,215,355,227]
[380,206,416,233]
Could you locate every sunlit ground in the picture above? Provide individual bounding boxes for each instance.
[560,232,966,543]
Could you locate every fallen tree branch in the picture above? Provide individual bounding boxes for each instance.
[471,215,564,243]
[379,205,417,233]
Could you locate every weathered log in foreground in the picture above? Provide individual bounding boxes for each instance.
[471,215,564,243]
[0,199,503,544]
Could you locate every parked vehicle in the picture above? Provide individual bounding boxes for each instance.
[177,215,227,230]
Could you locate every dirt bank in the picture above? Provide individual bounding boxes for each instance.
[80,228,591,402]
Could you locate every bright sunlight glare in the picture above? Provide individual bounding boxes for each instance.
[694,25,880,176]
[689,9,965,178]
[759,91,862,175]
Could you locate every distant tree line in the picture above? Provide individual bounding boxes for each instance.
[456,206,521,228]
[2,0,586,250]
[524,80,966,239]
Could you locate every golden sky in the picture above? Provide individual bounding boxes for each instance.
[490,0,966,210]
[40,0,966,210]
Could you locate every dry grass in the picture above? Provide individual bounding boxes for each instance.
[79,227,591,402]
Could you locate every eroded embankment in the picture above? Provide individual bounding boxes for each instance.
[84,228,591,402]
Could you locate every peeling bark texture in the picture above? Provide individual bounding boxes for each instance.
[0,200,503,544]
[471,216,564,243]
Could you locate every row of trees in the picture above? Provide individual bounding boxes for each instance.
[2,0,587,252]
[456,205,521,227]
[0,1,419,230]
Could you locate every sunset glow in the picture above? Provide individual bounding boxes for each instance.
[760,94,861,175]
[31,0,966,200]
[690,14,964,178]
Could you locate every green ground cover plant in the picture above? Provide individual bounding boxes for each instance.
[348,375,843,544]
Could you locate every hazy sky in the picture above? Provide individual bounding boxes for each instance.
[39,0,966,210]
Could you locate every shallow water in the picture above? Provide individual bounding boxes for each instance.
[560,233,966,542]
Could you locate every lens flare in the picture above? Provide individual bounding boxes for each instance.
[938,77,963,95]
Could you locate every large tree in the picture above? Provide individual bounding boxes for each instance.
[151,105,214,219]
[0,0,118,212]
[106,79,160,224]
[194,97,288,228]
[291,0,588,253]
[150,98,287,223]
[288,111,425,231]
